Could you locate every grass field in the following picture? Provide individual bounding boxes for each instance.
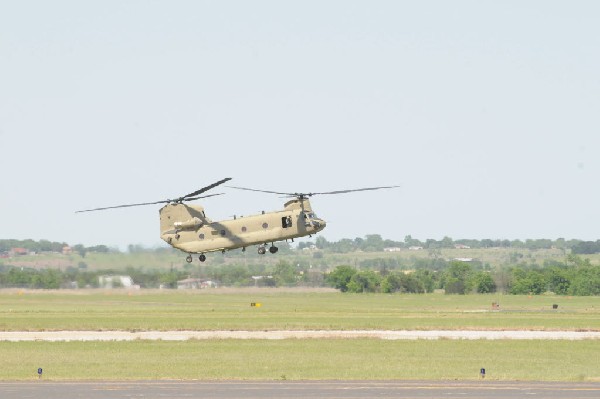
[1,340,598,381]
[1,290,599,382]
[0,290,598,331]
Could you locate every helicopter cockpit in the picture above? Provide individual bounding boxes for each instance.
[303,211,325,229]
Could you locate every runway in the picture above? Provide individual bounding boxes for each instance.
[1,330,600,341]
[1,381,599,399]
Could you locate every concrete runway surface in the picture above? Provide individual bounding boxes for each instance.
[1,381,599,399]
[1,330,600,341]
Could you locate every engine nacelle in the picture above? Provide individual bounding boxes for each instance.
[173,217,203,230]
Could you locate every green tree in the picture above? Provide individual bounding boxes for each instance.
[273,261,297,286]
[73,244,87,258]
[404,235,422,248]
[212,265,251,286]
[440,236,454,248]
[571,241,600,255]
[381,273,402,293]
[315,236,330,250]
[326,265,356,292]
[547,267,571,295]
[413,269,437,293]
[363,234,384,252]
[509,269,546,295]
[6,268,31,287]
[442,261,474,294]
[472,271,496,293]
[159,270,186,288]
[347,270,381,293]
[569,266,600,296]
[381,273,424,293]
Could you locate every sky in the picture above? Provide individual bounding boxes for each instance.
[1,1,599,250]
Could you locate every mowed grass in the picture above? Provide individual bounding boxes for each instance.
[0,290,599,331]
[1,339,598,381]
[1,291,599,382]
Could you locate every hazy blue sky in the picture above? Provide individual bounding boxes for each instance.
[1,1,599,250]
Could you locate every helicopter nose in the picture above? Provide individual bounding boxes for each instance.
[312,218,326,230]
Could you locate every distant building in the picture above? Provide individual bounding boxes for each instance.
[384,247,403,252]
[454,244,471,249]
[408,246,423,251]
[177,278,218,289]
[62,246,73,255]
[9,248,29,256]
[98,275,135,289]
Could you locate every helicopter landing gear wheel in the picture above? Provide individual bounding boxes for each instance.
[186,255,193,263]
[199,254,206,262]
[269,246,278,254]
[258,246,266,255]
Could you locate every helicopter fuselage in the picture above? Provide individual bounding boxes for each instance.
[159,198,326,254]
[77,178,396,262]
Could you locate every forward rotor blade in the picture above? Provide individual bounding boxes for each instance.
[182,178,232,200]
[75,199,169,213]
[184,192,225,202]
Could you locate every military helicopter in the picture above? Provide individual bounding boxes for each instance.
[77,178,398,263]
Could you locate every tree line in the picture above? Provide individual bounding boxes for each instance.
[307,235,600,253]
[325,254,600,296]
[0,239,110,256]
[4,236,600,255]
[0,261,319,290]
[1,254,599,295]
[0,239,69,253]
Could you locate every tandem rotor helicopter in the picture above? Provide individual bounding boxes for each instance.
[77,178,398,263]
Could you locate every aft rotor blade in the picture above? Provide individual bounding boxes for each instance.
[309,185,400,196]
[227,185,400,198]
[182,177,232,200]
[76,191,226,213]
[75,199,170,213]
[226,186,291,196]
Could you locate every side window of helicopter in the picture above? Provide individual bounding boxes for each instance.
[281,216,292,228]
[199,233,205,240]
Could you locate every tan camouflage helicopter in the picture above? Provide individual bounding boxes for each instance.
[77,178,398,263]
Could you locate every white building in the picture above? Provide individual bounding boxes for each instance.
[98,275,135,289]
[177,278,218,289]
